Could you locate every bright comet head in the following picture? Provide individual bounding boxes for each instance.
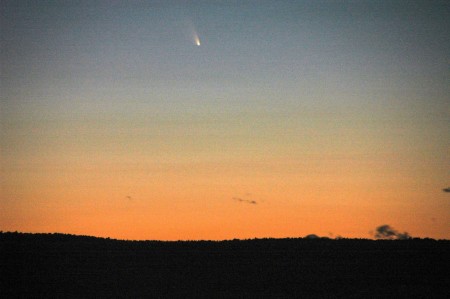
[195,36,201,46]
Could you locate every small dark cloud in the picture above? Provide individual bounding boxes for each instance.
[374,225,411,240]
[126,196,132,200]
[233,197,257,205]
[443,187,450,193]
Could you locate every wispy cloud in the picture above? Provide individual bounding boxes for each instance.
[233,197,257,205]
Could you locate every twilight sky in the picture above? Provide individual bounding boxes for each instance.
[1,1,449,240]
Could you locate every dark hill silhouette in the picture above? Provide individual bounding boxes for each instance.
[1,232,449,298]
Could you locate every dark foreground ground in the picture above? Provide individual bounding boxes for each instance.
[1,232,449,298]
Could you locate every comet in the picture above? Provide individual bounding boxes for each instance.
[187,21,201,46]
[194,33,201,46]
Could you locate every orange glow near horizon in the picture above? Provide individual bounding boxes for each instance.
[2,152,449,240]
